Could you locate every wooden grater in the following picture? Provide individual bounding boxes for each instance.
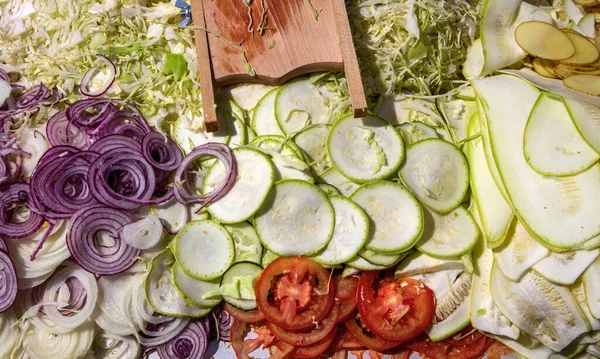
[188,0,367,132]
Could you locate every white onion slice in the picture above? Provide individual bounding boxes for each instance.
[121,214,164,250]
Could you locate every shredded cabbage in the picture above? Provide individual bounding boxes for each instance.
[0,0,202,129]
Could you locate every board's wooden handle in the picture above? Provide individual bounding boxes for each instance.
[190,0,219,132]
[332,0,368,118]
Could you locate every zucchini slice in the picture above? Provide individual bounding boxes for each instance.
[311,196,369,266]
[204,148,276,223]
[351,181,423,253]
[358,248,407,267]
[172,263,222,308]
[293,124,332,175]
[491,263,589,352]
[533,249,599,286]
[319,167,361,197]
[255,180,334,256]
[224,222,263,265]
[583,257,600,319]
[219,261,262,310]
[328,115,404,183]
[275,78,329,134]
[397,122,439,145]
[473,74,600,249]
[416,206,480,259]
[395,251,464,277]
[563,97,600,154]
[523,93,598,177]
[399,138,469,214]
[173,220,235,281]
[493,218,549,282]
[252,88,284,136]
[466,113,513,248]
[145,250,211,317]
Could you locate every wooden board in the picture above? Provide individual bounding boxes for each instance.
[203,0,343,86]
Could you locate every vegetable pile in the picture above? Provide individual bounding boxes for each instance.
[2,0,600,358]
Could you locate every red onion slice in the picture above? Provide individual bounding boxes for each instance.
[88,134,141,154]
[142,132,183,172]
[46,111,89,150]
[156,318,210,359]
[80,55,116,98]
[67,205,140,276]
[66,98,117,129]
[0,182,44,239]
[0,237,7,253]
[0,250,18,313]
[92,109,150,142]
[173,142,236,208]
[16,83,50,109]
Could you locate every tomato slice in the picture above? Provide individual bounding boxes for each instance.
[267,303,339,347]
[334,274,359,303]
[231,320,276,359]
[357,272,434,343]
[291,325,338,358]
[256,256,334,331]
[408,330,492,359]
[338,300,357,322]
[345,314,403,351]
[328,324,365,351]
[224,303,265,323]
[268,339,296,359]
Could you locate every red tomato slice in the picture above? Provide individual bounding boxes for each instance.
[267,303,339,347]
[338,300,357,322]
[291,325,338,358]
[345,314,403,351]
[268,339,296,359]
[357,272,434,343]
[256,256,334,331]
[409,331,492,359]
[231,320,276,359]
[334,274,359,303]
[224,303,265,323]
[328,324,365,351]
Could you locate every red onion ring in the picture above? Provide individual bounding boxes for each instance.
[88,134,141,154]
[67,205,140,276]
[0,183,44,239]
[156,318,210,359]
[46,111,89,150]
[142,132,183,172]
[0,250,18,313]
[88,147,168,210]
[92,109,150,142]
[0,69,9,83]
[0,237,7,253]
[66,98,117,129]
[173,142,236,208]
[212,305,233,342]
[16,83,50,109]
[80,55,116,98]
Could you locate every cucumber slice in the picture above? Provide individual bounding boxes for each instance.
[346,255,390,270]
[173,220,235,281]
[328,115,404,183]
[204,148,276,223]
[319,167,361,197]
[224,222,263,264]
[310,196,369,266]
[293,124,331,174]
[466,114,513,249]
[421,272,472,342]
[351,181,423,253]
[471,238,521,339]
[473,75,600,249]
[583,257,600,319]
[533,249,600,286]
[261,250,279,268]
[172,262,221,308]
[397,122,439,145]
[490,262,589,352]
[317,183,340,196]
[399,138,469,214]
[255,180,334,256]
[493,218,549,282]
[523,93,598,177]
[416,206,480,258]
[395,251,464,277]
[219,262,262,310]
[145,250,210,317]
[252,88,284,136]
[563,97,600,154]
[275,78,329,134]
[358,248,406,267]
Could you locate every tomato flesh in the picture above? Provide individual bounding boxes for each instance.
[338,300,357,322]
[328,324,365,351]
[267,303,339,347]
[408,327,492,359]
[256,256,334,331]
[334,274,359,303]
[224,303,265,323]
[231,320,275,359]
[357,272,434,343]
[291,325,337,358]
[345,314,403,351]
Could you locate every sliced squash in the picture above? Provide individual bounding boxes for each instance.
[515,21,575,60]
[564,74,600,96]
[561,30,600,65]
